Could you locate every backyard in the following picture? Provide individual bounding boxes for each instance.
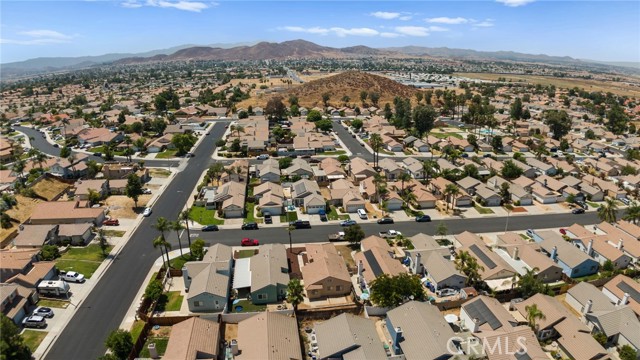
[56,244,113,279]
[232,299,266,313]
[156,291,183,312]
[139,326,170,359]
[189,206,224,225]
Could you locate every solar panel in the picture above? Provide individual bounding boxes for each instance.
[364,250,384,278]
[469,244,497,269]
[617,282,640,304]
[465,300,502,330]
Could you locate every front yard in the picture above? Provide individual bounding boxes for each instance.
[56,244,113,279]
[155,149,179,159]
[21,330,48,352]
[327,206,350,221]
[280,211,298,222]
[245,202,263,223]
[474,204,495,214]
[188,206,224,225]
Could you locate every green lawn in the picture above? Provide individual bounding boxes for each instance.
[232,299,266,313]
[169,253,195,269]
[189,206,224,225]
[103,230,126,237]
[430,131,463,139]
[56,260,102,278]
[327,206,350,221]
[130,320,146,343]
[573,273,602,282]
[403,207,424,217]
[323,150,347,155]
[155,149,179,159]
[280,211,298,222]
[245,202,263,224]
[156,291,183,312]
[37,299,70,309]
[474,204,495,214]
[139,338,169,358]
[22,330,47,352]
[587,201,599,208]
[88,145,105,153]
[236,249,256,259]
[56,244,113,279]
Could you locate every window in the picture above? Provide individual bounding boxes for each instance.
[257,294,267,300]
[336,286,342,291]
[194,301,203,307]
[328,286,332,291]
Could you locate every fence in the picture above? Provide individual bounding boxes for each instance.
[297,304,360,320]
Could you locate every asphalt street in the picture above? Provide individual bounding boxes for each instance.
[44,122,227,360]
[332,121,373,161]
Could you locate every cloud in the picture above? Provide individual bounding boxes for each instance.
[496,0,535,7]
[1,29,75,45]
[426,17,469,24]
[370,11,400,20]
[280,26,379,37]
[473,20,495,27]
[394,26,430,37]
[121,0,142,7]
[121,0,212,12]
[428,26,449,32]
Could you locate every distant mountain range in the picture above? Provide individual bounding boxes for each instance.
[1,39,636,79]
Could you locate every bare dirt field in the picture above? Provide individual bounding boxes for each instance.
[456,72,640,97]
[148,168,172,178]
[32,178,69,201]
[1,195,44,245]
[104,194,152,219]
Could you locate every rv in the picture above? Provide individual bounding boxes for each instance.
[37,280,70,296]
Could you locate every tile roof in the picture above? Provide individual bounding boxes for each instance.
[163,317,220,360]
[315,313,387,360]
[237,312,302,360]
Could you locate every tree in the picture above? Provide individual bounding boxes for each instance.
[117,111,126,124]
[344,224,365,244]
[597,198,618,223]
[170,220,185,257]
[230,139,241,153]
[443,184,460,212]
[398,172,412,194]
[59,146,71,158]
[351,119,363,132]
[322,92,331,107]
[190,238,205,260]
[544,110,571,140]
[153,235,170,269]
[40,244,60,260]
[88,188,102,204]
[87,159,101,178]
[602,259,615,272]
[153,217,172,266]
[286,278,304,311]
[278,157,293,169]
[369,92,380,106]
[585,129,597,140]
[315,119,333,132]
[501,160,524,180]
[104,329,133,360]
[369,273,425,308]
[265,96,287,120]
[525,304,546,331]
[125,174,144,209]
[171,133,196,156]
[337,155,350,163]
[623,201,640,224]
[499,182,511,204]
[436,221,448,240]
[491,136,503,152]
[413,105,437,137]
[593,332,608,346]
[510,97,523,120]
[306,110,322,122]
[619,345,638,360]
[517,268,544,298]
[455,251,483,286]
[144,279,163,302]
[467,134,478,150]
[606,103,629,135]
[369,133,383,168]
[98,228,109,257]
[179,209,193,249]
[151,118,167,135]
[360,90,368,106]
[0,313,31,360]
[133,137,146,152]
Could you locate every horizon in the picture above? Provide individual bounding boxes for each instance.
[1,1,639,64]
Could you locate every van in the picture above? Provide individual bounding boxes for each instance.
[357,209,367,220]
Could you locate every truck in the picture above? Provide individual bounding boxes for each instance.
[60,271,85,283]
[37,280,70,296]
[328,232,345,241]
[378,230,402,239]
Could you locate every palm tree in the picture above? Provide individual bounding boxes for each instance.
[398,172,412,195]
[207,163,225,186]
[34,150,48,170]
[372,173,386,214]
[404,191,417,208]
[597,198,618,223]
[421,159,438,185]
[153,217,171,261]
[286,278,304,311]
[12,158,26,183]
[464,257,484,286]
[525,304,546,331]
[170,220,185,257]
[369,133,382,168]
[455,250,472,272]
[623,201,640,224]
[179,209,192,249]
[443,184,460,212]
[153,235,170,269]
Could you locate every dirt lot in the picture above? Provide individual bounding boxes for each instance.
[1,195,44,246]
[148,168,172,178]
[32,178,69,201]
[224,324,238,342]
[104,194,152,219]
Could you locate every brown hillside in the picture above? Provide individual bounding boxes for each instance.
[284,71,421,108]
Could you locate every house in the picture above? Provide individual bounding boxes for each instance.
[291,179,325,214]
[101,163,149,181]
[384,191,404,211]
[572,236,631,269]
[146,133,174,153]
[319,158,346,180]
[379,158,404,180]
[301,243,351,300]
[354,236,406,290]
[566,282,616,315]
[456,176,482,196]
[347,157,376,184]
[57,223,93,245]
[73,179,108,201]
[527,158,557,176]
[315,313,387,360]
[531,183,562,204]
[461,296,518,333]
[474,184,501,207]
[412,186,437,209]
[494,233,563,283]
[0,283,38,326]
[603,275,640,317]
[77,127,123,146]
[255,159,281,183]
[536,230,599,278]
[342,191,366,213]
[404,234,465,291]
[182,244,232,312]
[235,312,302,360]
[12,224,58,249]
[459,242,517,288]
[213,181,245,218]
[509,184,533,205]
[48,155,89,179]
[386,301,456,360]
[250,244,289,305]
[283,158,314,179]
[29,201,106,225]
[163,317,220,360]
[0,250,39,282]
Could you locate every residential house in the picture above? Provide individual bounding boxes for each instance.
[603,275,640,317]
[73,179,108,201]
[474,184,501,206]
[163,317,220,360]
[0,283,38,326]
[235,312,302,360]
[255,159,281,183]
[146,133,174,153]
[527,158,557,176]
[536,230,599,278]
[319,158,346,181]
[315,313,387,360]
[291,179,325,214]
[347,157,376,184]
[494,233,563,283]
[48,155,89,178]
[283,158,314,179]
[12,224,58,249]
[254,182,284,216]
[213,181,245,218]
[354,236,406,290]
[459,242,517,289]
[250,244,289,305]
[182,244,233,312]
[379,158,404,180]
[531,183,562,204]
[29,201,105,225]
[456,176,482,196]
[77,127,123,146]
[301,243,351,300]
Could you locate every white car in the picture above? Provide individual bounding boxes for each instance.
[436,288,458,297]
[60,271,85,283]
[143,207,152,217]
[256,154,269,160]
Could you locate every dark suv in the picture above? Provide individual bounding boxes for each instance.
[289,220,311,229]
[264,213,272,224]
[377,217,395,224]
[241,222,259,230]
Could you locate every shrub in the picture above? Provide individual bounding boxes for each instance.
[144,279,163,302]
[41,245,60,261]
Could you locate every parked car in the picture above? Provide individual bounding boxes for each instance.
[33,307,54,318]
[241,238,259,246]
[436,288,458,297]
[185,153,195,158]
[256,154,269,160]
[621,197,631,206]
[53,144,59,148]
[263,213,272,224]
[142,188,152,194]
[60,271,85,283]
[559,228,567,235]
[379,230,402,238]
[301,155,311,159]
[526,229,535,237]
[142,207,152,217]
[572,208,585,214]
[340,219,357,227]
[93,152,102,157]
[102,218,119,226]
[290,220,311,229]
[576,201,588,209]
[377,217,394,224]
[241,222,259,230]
[415,215,432,222]
[202,225,219,231]
[22,315,47,329]
[328,232,345,241]
[318,210,327,222]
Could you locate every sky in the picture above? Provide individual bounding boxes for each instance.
[1,0,639,64]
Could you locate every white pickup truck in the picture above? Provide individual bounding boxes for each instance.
[328,232,345,241]
[60,271,85,283]
[378,230,402,238]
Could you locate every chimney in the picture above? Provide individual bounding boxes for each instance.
[394,327,403,347]
[586,239,593,256]
[512,247,520,260]
[470,318,481,333]
[230,339,239,355]
[617,239,624,250]
[550,246,558,261]
[621,293,630,305]
[182,267,191,291]
[544,179,548,188]
[582,300,593,315]
[357,260,364,280]
[414,253,423,274]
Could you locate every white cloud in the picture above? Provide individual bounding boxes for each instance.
[121,0,142,8]
[280,26,379,37]
[2,29,75,45]
[428,26,449,32]
[18,30,72,40]
[426,17,469,24]
[398,15,413,21]
[496,0,535,7]
[474,21,495,27]
[121,0,212,12]
[370,11,400,20]
[380,32,401,38]
[394,26,430,37]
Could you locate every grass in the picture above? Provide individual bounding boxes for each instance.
[149,168,172,178]
[37,299,70,309]
[245,202,263,224]
[139,338,169,358]
[236,249,256,259]
[430,131,463,139]
[56,244,113,278]
[327,206,350,221]
[587,201,599,208]
[474,204,495,214]
[189,206,224,225]
[130,320,146,343]
[280,211,298,222]
[21,330,48,352]
[102,230,126,237]
[88,145,105,153]
[155,149,179,159]
[403,206,424,217]
[60,244,112,262]
[169,253,195,269]
[323,150,347,155]
[573,273,602,282]
[156,291,183,312]
[232,299,266,313]
[56,260,103,279]
[519,234,530,240]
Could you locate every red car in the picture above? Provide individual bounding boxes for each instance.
[559,228,567,235]
[241,238,259,246]
[103,218,119,226]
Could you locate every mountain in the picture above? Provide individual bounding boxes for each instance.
[384,46,582,65]
[284,71,419,108]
